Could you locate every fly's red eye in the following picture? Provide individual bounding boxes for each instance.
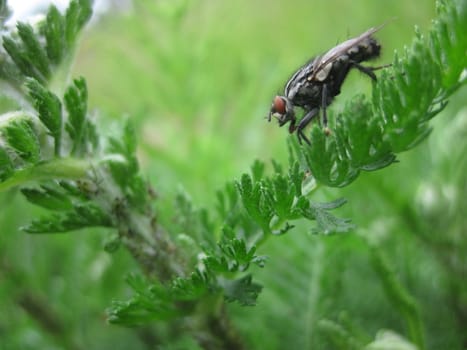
[272,96,286,114]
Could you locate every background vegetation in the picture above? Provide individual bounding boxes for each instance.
[0,0,466,349]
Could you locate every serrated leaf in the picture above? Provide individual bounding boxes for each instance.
[42,5,66,64]
[272,221,295,236]
[22,202,112,233]
[27,79,62,134]
[271,158,283,174]
[26,78,63,154]
[270,173,295,219]
[106,121,140,189]
[65,77,88,154]
[251,159,265,182]
[2,36,40,82]
[215,181,243,229]
[203,255,231,272]
[360,153,397,172]
[125,175,150,211]
[0,146,13,181]
[221,274,262,306]
[173,190,216,248]
[300,198,354,235]
[108,272,210,326]
[334,97,396,172]
[312,197,348,210]
[236,173,273,232]
[1,118,40,163]
[58,180,85,197]
[17,22,51,81]
[111,269,262,325]
[288,161,303,197]
[108,295,178,325]
[218,237,263,272]
[298,127,359,188]
[21,213,67,233]
[171,270,211,301]
[21,184,73,211]
[118,120,137,155]
[64,0,92,47]
[2,0,92,86]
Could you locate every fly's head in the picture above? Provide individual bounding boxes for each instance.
[268,95,296,132]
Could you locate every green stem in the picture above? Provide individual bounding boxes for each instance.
[0,157,89,191]
[54,131,62,157]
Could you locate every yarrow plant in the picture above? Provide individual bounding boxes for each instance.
[0,0,465,349]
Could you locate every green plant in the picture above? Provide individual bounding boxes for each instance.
[0,0,465,349]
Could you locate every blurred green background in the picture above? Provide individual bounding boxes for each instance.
[1,0,466,349]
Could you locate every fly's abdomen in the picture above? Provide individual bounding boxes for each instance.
[347,37,381,63]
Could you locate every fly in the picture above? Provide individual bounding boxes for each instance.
[268,25,389,144]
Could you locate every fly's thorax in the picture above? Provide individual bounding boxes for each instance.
[284,56,319,99]
[292,82,323,107]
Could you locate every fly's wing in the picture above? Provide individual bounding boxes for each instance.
[309,25,384,81]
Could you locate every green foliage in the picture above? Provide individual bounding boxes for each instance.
[0,0,95,188]
[63,0,93,46]
[290,0,465,189]
[220,274,262,306]
[369,246,425,350]
[0,115,40,163]
[64,77,89,154]
[0,0,92,86]
[22,202,112,233]
[107,122,140,190]
[21,184,73,211]
[20,180,113,233]
[26,78,63,154]
[0,145,13,180]
[304,198,355,234]
[0,0,466,349]
[109,243,264,325]
[234,161,355,237]
[318,318,364,350]
[0,79,96,189]
[108,274,186,325]
[103,0,467,347]
[42,5,66,64]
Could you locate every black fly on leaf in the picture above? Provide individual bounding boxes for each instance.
[268,25,390,145]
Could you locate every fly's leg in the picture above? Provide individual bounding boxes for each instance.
[288,117,297,133]
[350,61,392,81]
[353,62,377,80]
[296,107,319,145]
[321,84,329,127]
